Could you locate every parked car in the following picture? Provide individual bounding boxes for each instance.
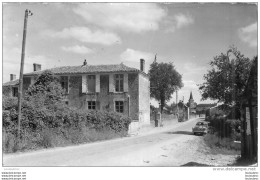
[192,121,209,135]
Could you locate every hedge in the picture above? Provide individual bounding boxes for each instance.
[3,96,131,153]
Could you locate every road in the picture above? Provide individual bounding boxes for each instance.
[3,117,237,166]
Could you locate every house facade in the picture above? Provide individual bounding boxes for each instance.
[3,60,150,128]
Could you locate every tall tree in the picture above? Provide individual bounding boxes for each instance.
[149,61,183,113]
[199,47,251,108]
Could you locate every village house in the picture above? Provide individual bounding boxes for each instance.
[3,59,150,130]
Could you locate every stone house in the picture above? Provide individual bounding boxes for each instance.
[3,59,150,130]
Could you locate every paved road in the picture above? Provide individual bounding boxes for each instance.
[3,117,203,166]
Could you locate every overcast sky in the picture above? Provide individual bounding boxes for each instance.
[3,3,257,106]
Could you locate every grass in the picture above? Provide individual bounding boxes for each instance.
[3,127,125,153]
[204,133,241,155]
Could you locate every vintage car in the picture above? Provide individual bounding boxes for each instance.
[192,121,209,135]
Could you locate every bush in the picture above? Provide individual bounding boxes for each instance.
[3,96,131,153]
[2,72,132,153]
[204,134,241,151]
[207,113,241,140]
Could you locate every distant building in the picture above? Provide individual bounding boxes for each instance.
[196,103,218,116]
[186,91,197,113]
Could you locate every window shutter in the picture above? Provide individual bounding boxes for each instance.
[31,77,35,85]
[123,73,128,92]
[96,74,100,93]
[82,75,88,93]
[96,101,100,110]
[124,100,128,114]
[109,74,114,92]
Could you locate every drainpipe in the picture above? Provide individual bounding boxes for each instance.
[128,95,130,117]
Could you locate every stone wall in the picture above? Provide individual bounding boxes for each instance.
[23,77,31,92]
[128,73,139,120]
[66,73,140,121]
[68,75,85,109]
[138,74,150,125]
[15,72,147,125]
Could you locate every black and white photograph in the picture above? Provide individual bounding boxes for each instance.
[1,2,258,180]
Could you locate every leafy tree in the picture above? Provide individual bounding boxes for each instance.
[199,47,251,108]
[149,61,183,113]
[25,70,65,106]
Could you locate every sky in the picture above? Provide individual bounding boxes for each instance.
[2,3,257,106]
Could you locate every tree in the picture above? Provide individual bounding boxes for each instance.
[25,70,65,107]
[199,47,251,108]
[149,61,183,113]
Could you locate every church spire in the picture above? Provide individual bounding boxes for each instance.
[189,91,193,100]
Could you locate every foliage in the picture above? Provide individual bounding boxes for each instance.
[164,102,176,114]
[207,114,241,139]
[25,70,66,104]
[150,104,157,113]
[3,71,131,153]
[149,61,183,113]
[3,95,18,111]
[199,46,251,107]
[204,134,241,152]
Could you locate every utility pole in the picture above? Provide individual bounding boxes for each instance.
[227,50,236,119]
[176,90,178,118]
[231,59,236,119]
[17,9,33,147]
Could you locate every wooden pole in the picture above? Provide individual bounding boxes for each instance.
[17,9,32,147]
[231,59,236,119]
[176,90,178,119]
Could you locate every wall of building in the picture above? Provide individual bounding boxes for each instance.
[14,72,147,125]
[66,73,140,121]
[68,75,85,109]
[128,73,139,120]
[23,77,31,92]
[138,73,150,125]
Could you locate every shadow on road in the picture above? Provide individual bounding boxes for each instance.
[228,156,257,166]
[165,131,193,135]
[181,162,210,167]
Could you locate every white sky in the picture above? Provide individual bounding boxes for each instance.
[2,3,257,105]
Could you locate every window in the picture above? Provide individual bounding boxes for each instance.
[12,87,18,97]
[115,101,124,113]
[61,76,69,93]
[88,75,96,93]
[88,101,96,110]
[115,74,123,92]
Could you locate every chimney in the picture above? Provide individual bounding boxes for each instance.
[140,59,145,72]
[10,74,16,81]
[83,59,87,66]
[33,63,41,71]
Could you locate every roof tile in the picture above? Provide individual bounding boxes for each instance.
[3,79,19,87]
[24,63,141,76]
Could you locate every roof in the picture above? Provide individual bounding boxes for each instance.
[24,63,145,76]
[3,79,19,87]
[189,91,193,100]
[196,103,217,108]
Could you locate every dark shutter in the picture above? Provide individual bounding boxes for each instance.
[96,101,100,110]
